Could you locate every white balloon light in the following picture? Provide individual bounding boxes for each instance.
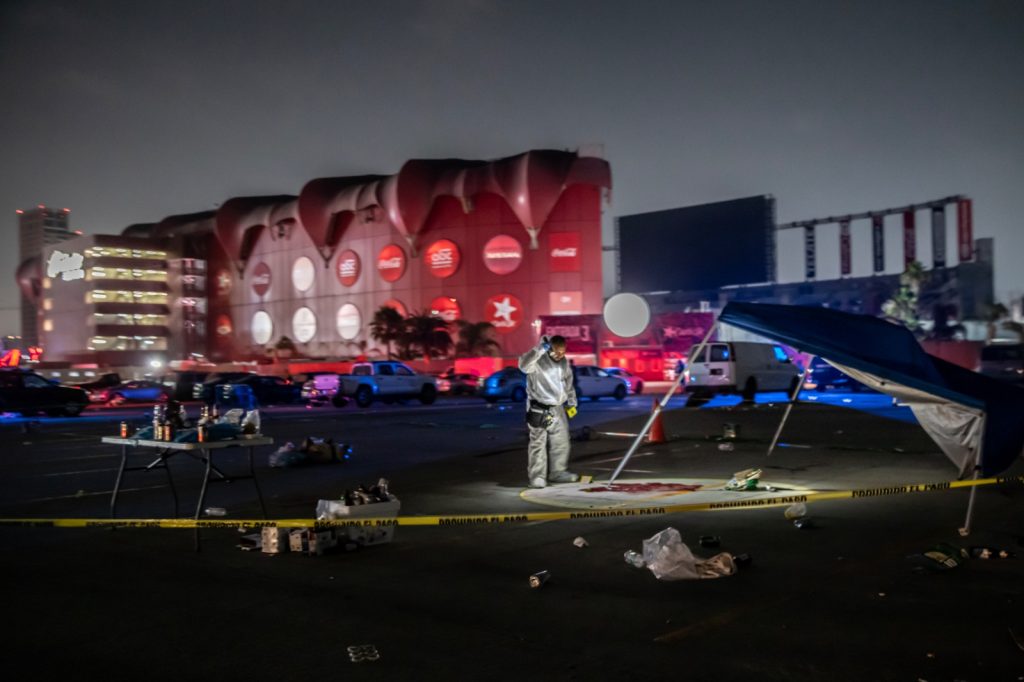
[603,293,651,338]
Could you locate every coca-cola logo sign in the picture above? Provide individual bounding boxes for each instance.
[482,235,523,275]
[424,239,460,279]
[549,232,581,272]
[485,293,523,333]
[335,249,360,287]
[251,262,272,297]
[377,244,406,282]
[429,296,462,323]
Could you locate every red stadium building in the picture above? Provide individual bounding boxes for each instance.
[29,150,611,365]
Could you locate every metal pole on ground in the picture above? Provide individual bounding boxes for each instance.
[608,322,718,484]
[958,417,986,537]
[765,365,808,457]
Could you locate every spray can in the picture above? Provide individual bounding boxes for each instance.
[529,570,551,588]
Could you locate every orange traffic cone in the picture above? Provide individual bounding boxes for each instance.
[646,398,667,444]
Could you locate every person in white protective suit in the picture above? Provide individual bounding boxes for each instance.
[518,335,579,488]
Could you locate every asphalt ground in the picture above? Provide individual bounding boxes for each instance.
[1,393,1023,681]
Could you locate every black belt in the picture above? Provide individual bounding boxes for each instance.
[530,400,556,409]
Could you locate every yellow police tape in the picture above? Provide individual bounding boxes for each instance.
[1,474,1021,530]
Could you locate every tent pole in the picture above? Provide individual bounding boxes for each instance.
[958,415,986,537]
[765,364,808,457]
[607,322,718,484]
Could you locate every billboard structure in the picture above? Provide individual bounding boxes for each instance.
[616,195,776,293]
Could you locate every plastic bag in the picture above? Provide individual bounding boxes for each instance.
[642,528,698,580]
[241,409,261,434]
[641,527,737,580]
[784,502,807,520]
[269,442,306,468]
[220,408,245,425]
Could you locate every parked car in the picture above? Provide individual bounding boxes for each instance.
[230,375,302,405]
[479,367,527,403]
[160,371,209,401]
[977,342,1024,385]
[193,372,258,403]
[73,373,122,400]
[93,380,171,405]
[684,341,801,405]
[804,356,866,392]
[337,362,438,408]
[603,367,644,394]
[574,365,629,401]
[300,373,347,407]
[0,369,89,416]
[435,371,479,396]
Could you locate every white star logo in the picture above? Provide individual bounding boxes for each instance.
[492,296,517,323]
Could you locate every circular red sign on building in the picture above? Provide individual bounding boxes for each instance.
[482,235,524,275]
[335,249,360,287]
[485,294,524,333]
[251,262,272,297]
[423,239,461,279]
[215,314,233,337]
[382,298,407,317]
[429,296,462,323]
[377,244,407,282]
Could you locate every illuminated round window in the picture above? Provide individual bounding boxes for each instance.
[251,311,273,345]
[292,307,317,343]
[336,303,361,340]
[291,256,315,292]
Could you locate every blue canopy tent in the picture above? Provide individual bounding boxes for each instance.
[608,302,1024,534]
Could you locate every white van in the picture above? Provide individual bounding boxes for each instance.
[684,341,801,403]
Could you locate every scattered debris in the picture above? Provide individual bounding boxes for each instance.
[237,533,262,551]
[529,570,551,588]
[970,546,1015,559]
[203,507,226,517]
[579,474,594,484]
[637,527,737,580]
[732,553,752,568]
[784,503,807,520]
[269,438,353,468]
[315,479,400,548]
[573,536,588,548]
[725,468,761,490]
[698,535,720,548]
[624,550,646,568]
[722,423,740,440]
[793,518,813,529]
[347,644,380,663]
[909,543,969,571]
[717,442,735,452]
[261,528,289,554]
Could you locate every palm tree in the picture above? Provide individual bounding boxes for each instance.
[370,306,405,359]
[403,312,453,359]
[455,320,501,357]
[881,260,928,333]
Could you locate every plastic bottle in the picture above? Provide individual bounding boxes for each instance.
[624,550,646,568]
[204,507,226,516]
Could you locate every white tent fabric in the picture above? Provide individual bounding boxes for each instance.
[828,360,983,478]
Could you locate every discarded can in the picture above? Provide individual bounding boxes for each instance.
[699,535,720,548]
[793,518,813,529]
[119,421,128,438]
[197,425,206,443]
[204,507,227,517]
[732,553,752,567]
[573,536,588,548]
[529,570,551,588]
[623,550,646,568]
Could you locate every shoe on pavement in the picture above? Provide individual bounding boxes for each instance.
[550,471,580,484]
[528,477,547,489]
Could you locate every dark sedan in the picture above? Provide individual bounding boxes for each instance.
[230,375,301,405]
[804,356,866,392]
[192,372,258,403]
[0,369,89,416]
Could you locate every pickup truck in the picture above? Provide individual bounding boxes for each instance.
[339,361,438,407]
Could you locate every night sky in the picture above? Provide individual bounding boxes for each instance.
[1,0,1021,336]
